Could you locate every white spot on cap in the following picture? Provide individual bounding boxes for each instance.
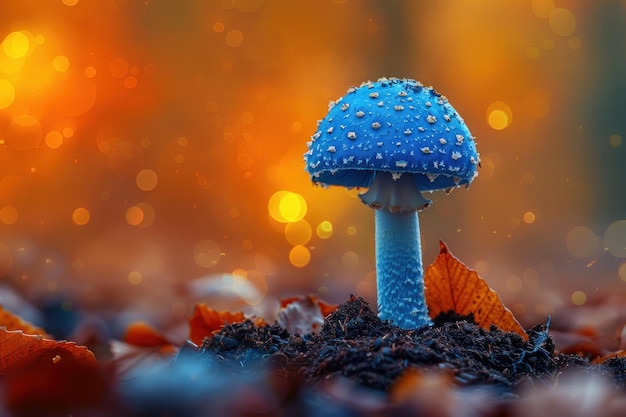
[394,105,404,111]
[439,138,447,145]
[327,127,334,134]
[470,156,477,164]
[403,129,412,135]
[456,135,464,145]
[420,147,433,154]
[426,115,437,124]
[377,101,384,107]
[376,153,382,160]
[356,111,365,118]
[451,151,462,160]
[443,114,451,122]
[391,171,403,180]
[341,103,350,111]
[327,146,336,153]
[371,122,381,130]
[398,91,407,97]
[395,160,408,168]
[347,131,357,140]
[425,101,432,107]
[377,142,383,147]
[418,127,425,132]
[369,92,379,98]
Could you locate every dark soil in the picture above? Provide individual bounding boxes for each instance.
[127,296,626,416]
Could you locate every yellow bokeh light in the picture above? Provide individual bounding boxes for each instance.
[549,8,576,37]
[289,245,310,268]
[531,0,554,19]
[0,79,16,109]
[268,191,307,223]
[72,207,90,226]
[125,205,144,226]
[571,290,586,306]
[523,211,536,224]
[45,131,64,149]
[0,206,18,225]
[284,220,312,246]
[53,55,70,72]
[316,220,333,239]
[2,31,30,59]
[136,169,159,191]
[486,101,512,130]
[347,226,357,235]
[213,22,225,33]
[128,271,142,285]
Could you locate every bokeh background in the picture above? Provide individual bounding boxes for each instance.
[1,0,625,332]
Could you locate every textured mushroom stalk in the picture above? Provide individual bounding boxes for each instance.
[375,209,432,329]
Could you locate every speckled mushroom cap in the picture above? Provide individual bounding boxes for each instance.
[304,77,479,192]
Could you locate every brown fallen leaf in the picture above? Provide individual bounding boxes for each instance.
[0,329,106,413]
[0,328,98,374]
[123,321,176,352]
[424,241,527,340]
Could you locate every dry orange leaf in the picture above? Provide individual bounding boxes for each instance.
[123,321,174,350]
[0,306,47,336]
[424,241,527,340]
[188,304,248,346]
[0,328,98,375]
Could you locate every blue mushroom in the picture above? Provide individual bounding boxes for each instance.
[304,77,480,329]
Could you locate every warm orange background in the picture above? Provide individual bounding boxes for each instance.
[1,0,625,327]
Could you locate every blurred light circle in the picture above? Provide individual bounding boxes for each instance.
[566,226,601,258]
[136,169,159,191]
[284,220,312,245]
[52,55,70,72]
[2,31,30,59]
[341,251,359,268]
[125,205,144,226]
[316,220,333,239]
[486,101,512,130]
[549,8,576,37]
[0,206,18,225]
[109,57,129,78]
[134,202,155,227]
[531,0,554,19]
[225,30,244,47]
[128,271,142,285]
[289,245,310,268]
[268,191,307,223]
[45,130,64,149]
[72,207,90,226]
[571,290,586,306]
[604,220,626,258]
[194,239,222,268]
[7,114,42,151]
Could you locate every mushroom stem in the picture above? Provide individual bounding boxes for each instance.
[375,209,432,329]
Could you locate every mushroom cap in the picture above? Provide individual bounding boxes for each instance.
[304,77,479,191]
